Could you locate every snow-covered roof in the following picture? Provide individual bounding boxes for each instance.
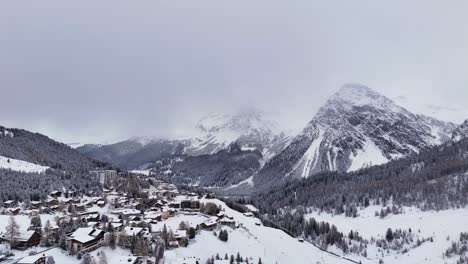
[17,230,37,241]
[68,227,103,243]
[203,216,218,227]
[244,204,258,212]
[124,227,143,235]
[174,230,187,239]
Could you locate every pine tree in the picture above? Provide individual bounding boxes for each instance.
[46,256,56,264]
[42,220,53,247]
[4,216,20,247]
[117,230,127,248]
[188,227,196,239]
[109,231,116,250]
[98,251,108,264]
[385,228,394,242]
[162,224,169,248]
[81,253,92,264]
[30,216,42,230]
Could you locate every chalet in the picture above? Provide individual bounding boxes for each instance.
[67,227,105,255]
[111,208,141,219]
[46,199,59,207]
[110,222,124,231]
[26,210,40,218]
[174,230,187,240]
[96,200,106,207]
[181,199,200,210]
[219,218,236,228]
[3,200,17,208]
[84,213,100,222]
[144,212,161,223]
[244,204,259,213]
[49,191,62,198]
[168,240,179,248]
[9,208,21,215]
[0,230,41,250]
[168,201,181,209]
[202,217,218,230]
[123,227,150,239]
[30,201,42,209]
[17,254,47,264]
[243,212,254,217]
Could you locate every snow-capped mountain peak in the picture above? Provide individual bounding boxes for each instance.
[254,84,458,185]
[187,108,291,161]
[326,83,402,112]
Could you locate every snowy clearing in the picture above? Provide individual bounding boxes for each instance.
[0,156,49,173]
[306,205,468,264]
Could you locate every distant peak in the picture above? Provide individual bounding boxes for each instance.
[326,83,397,110]
[335,83,382,100]
[129,136,164,146]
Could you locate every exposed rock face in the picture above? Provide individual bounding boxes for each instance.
[254,84,456,187]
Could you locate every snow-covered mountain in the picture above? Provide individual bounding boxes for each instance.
[185,108,291,162]
[77,138,185,170]
[78,108,291,170]
[452,119,468,142]
[254,84,457,186]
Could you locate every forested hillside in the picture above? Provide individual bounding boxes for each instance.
[0,125,112,202]
[255,137,468,214]
[0,126,106,172]
[154,143,262,187]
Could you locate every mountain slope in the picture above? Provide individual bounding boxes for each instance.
[78,138,185,170]
[78,108,291,170]
[185,109,291,162]
[254,84,457,187]
[452,119,468,142]
[0,126,104,172]
[0,125,110,201]
[155,143,262,187]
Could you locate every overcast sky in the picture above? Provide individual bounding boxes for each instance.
[1,0,468,144]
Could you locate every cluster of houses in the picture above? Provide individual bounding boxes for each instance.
[0,179,221,263]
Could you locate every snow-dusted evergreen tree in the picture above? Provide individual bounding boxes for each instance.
[46,256,56,264]
[98,251,108,264]
[80,253,93,264]
[4,216,20,246]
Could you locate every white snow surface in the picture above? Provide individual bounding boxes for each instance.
[0,156,49,173]
[130,169,151,176]
[165,198,361,264]
[299,130,323,178]
[348,139,388,171]
[306,205,468,264]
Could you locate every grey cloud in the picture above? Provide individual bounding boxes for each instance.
[1,0,467,143]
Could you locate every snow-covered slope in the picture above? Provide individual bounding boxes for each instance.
[0,156,49,173]
[452,119,468,142]
[255,84,457,184]
[185,108,292,163]
[306,205,468,264]
[165,198,362,264]
[78,108,291,170]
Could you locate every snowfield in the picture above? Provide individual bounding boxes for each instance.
[165,198,362,264]
[0,156,49,173]
[306,205,468,264]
